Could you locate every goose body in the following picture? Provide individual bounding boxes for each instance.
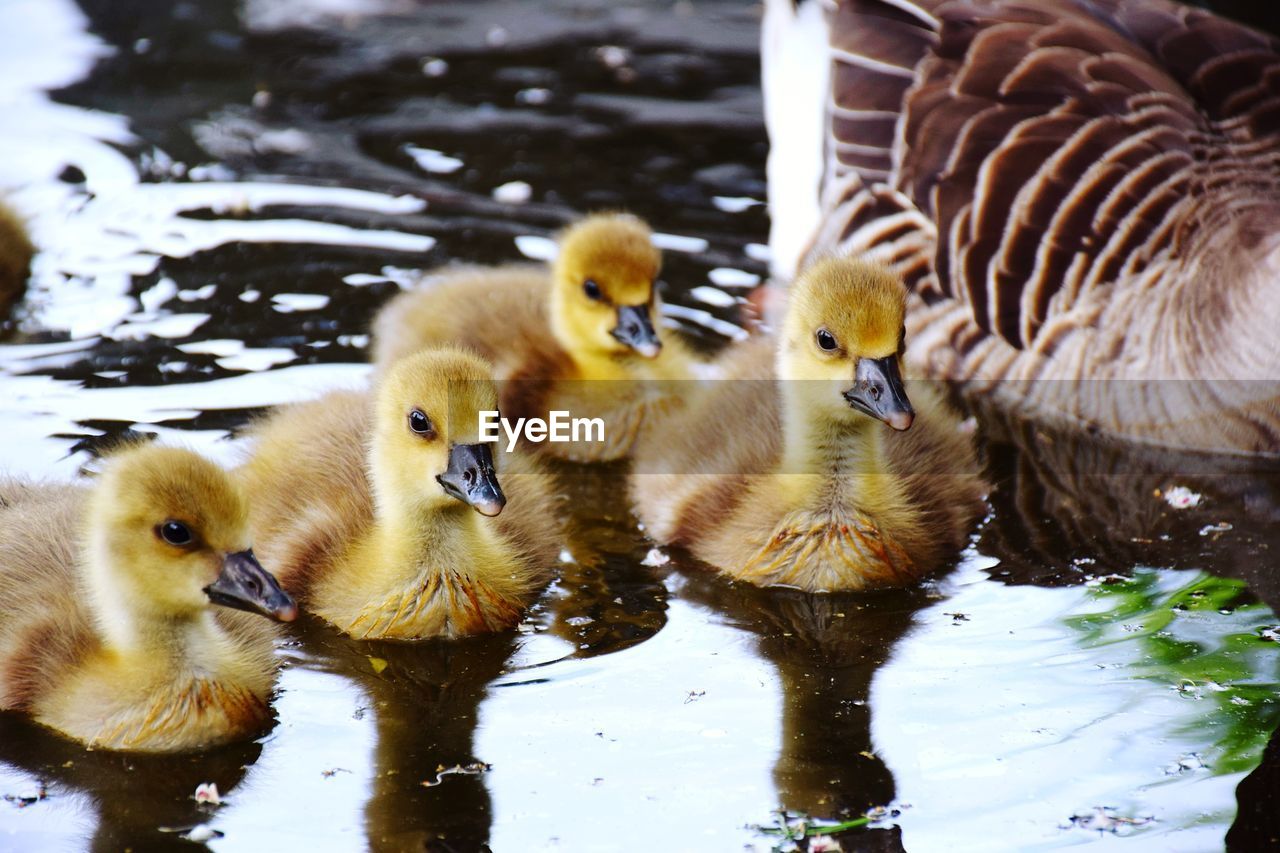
[239,348,560,640]
[371,213,696,461]
[0,445,295,751]
[631,258,985,592]
[764,0,1280,453]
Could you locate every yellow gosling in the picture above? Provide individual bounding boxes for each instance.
[370,213,696,460]
[0,445,296,751]
[239,348,560,640]
[630,257,986,592]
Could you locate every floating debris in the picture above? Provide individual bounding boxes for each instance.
[1161,486,1202,509]
[641,547,670,567]
[321,768,352,779]
[1199,522,1233,537]
[193,782,221,805]
[421,762,492,787]
[1065,806,1154,834]
[160,823,224,841]
[752,807,893,847]
[684,690,705,704]
[1163,753,1207,775]
[943,612,970,623]
[3,784,47,809]
[182,826,224,843]
[367,656,388,675]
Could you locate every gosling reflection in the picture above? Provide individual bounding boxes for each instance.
[0,713,263,851]
[546,461,670,658]
[295,616,515,852]
[678,567,929,852]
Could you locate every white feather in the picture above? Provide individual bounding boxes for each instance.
[762,0,830,284]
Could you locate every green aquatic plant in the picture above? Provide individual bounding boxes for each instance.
[1065,569,1280,775]
[752,806,896,852]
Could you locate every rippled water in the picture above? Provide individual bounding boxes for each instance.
[0,1,1278,851]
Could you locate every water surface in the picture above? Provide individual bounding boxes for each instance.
[0,1,1277,851]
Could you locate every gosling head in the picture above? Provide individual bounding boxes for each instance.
[549,212,664,359]
[86,445,297,624]
[778,257,915,431]
[372,347,506,518]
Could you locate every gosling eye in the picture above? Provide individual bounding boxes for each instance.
[408,408,436,438]
[156,520,193,547]
[815,328,839,352]
[583,279,603,301]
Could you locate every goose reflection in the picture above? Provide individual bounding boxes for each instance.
[545,461,670,659]
[677,566,931,851]
[973,394,1280,603]
[294,616,515,852]
[0,713,264,851]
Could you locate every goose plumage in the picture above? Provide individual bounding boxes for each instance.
[0,445,295,751]
[371,213,696,461]
[630,257,985,592]
[764,0,1280,453]
[238,348,560,639]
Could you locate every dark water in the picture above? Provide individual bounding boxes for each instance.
[0,1,1278,850]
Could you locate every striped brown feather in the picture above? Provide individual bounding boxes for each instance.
[809,0,1280,353]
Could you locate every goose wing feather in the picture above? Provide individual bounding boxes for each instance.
[815,0,1280,351]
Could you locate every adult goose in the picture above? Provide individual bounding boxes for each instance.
[763,0,1280,453]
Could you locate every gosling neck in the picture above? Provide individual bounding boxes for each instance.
[367,443,488,579]
[778,382,891,489]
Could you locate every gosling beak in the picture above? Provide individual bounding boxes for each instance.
[611,303,662,358]
[843,355,915,431]
[437,442,506,517]
[205,550,297,622]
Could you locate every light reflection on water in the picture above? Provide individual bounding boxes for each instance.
[483,590,782,851]
[873,558,1274,852]
[0,0,1277,851]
